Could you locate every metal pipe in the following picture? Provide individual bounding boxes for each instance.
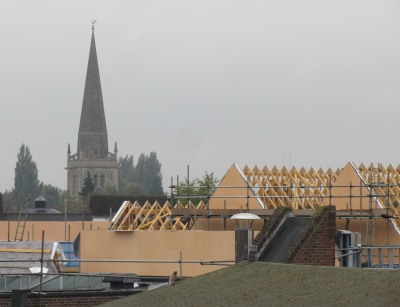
[170,184,400,189]
[39,230,44,305]
[170,177,174,208]
[64,199,67,241]
[0,258,235,264]
[173,194,394,199]
[179,251,182,280]
[335,250,362,259]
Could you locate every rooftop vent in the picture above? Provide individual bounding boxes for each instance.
[34,196,47,209]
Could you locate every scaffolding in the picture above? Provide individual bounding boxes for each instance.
[110,162,400,268]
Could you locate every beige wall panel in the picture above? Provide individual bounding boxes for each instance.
[210,164,262,210]
[194,217,265,232]
[321,163,377,210]
[336,218,400,246]
[336,218,400,265]
[0,221,109,242]
[80,230,235,277]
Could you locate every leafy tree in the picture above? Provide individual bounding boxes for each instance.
[2,190,15,212]
[195,172,219,203]
[134,152,164,196]
[178,171,219,205]
[121,182,144,196]
[13,144,40,206]
[116,152,164,196]
[176,177,196,205]
[38,183,66,206]
[103,185,118,195]
[118,155,135,193]
[79,172,95,197]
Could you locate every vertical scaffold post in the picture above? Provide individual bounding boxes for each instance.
[207,181,210,231]
[359,179,363,244]
[366,163,374,266]
[179,251,183,280]
[246,182,249,211]
[39,230,44,306]
[290,178,293,209]
[349,182,352,212]
[170,176,174,208]
[329,176,332,206]
[109,208,112,227]
[387,172,390,245]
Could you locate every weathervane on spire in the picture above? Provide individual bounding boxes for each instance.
[91,20,97,31]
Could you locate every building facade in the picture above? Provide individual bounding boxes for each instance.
[66,27,118,198]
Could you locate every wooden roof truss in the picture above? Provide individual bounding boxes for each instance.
[110,201,207,231]
[355,163,400,229]
[242,165,340,209]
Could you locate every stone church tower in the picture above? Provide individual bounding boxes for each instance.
[66,26,118,198]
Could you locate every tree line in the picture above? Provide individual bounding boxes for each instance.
[2,144,219,210]
[2,144,66,211]
[118,153,163,196]
[80,153,164,197]
[176,171,219,205]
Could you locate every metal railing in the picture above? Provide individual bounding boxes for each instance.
[336,246,400,268]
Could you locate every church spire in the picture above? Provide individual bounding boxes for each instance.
[77,23,109,159]
[66,24,118,199]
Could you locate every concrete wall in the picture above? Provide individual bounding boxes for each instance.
[79,230,235,277]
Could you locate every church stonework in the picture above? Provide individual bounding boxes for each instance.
[66,27,118,198]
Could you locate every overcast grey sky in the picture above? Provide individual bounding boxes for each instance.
[1,0,400,192]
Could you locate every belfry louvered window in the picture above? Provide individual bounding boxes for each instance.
[94,142,101,158]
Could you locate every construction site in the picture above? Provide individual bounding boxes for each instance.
[0,161,400,305]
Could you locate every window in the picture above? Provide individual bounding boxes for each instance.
[94,175,98,187]
[72,175,76,196]
[100,174,105,188]
[94,142,101,158]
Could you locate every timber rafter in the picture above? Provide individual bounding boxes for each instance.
[110,201,207,231]
[242,165,340,209]
[109,163,400,232]
[355,163,400,230]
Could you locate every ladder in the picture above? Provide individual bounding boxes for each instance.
[14,195,30,241]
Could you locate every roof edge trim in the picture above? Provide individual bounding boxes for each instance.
[234,163,265,209]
